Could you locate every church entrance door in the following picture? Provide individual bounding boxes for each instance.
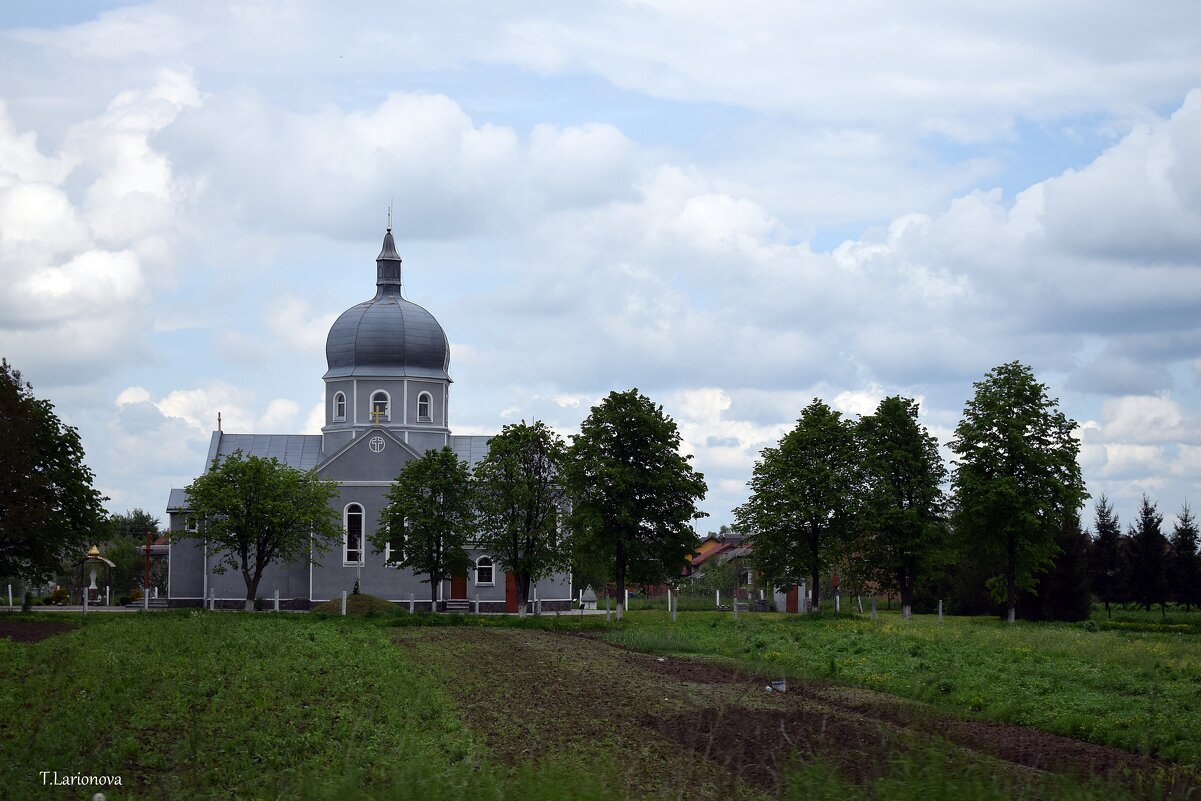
[451,570,467,600]
[505,571,518,613]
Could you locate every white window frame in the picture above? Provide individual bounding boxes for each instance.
[370,390,391,423]
[333,391,347,422]
[417,391,433,423]
[343,503,365,566]
[475,555,495,586]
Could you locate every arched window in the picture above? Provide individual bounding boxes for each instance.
[344,504,364,565]
[370,391,390,423]
[475,556,494,586]
[417,391,432,422]
[333,391,346,422]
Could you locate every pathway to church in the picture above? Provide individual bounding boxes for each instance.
[392,627,1161,799]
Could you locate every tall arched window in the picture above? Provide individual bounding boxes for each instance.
[344,504,364,565]
[417,391,432,422]
[370,391,390,423]
[333,392,346,422]
[475,555,494,586]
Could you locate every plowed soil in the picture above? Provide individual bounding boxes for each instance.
[0,619,76,642]
[392,627,1175,799]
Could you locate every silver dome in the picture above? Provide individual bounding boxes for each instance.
[323,231,451,379]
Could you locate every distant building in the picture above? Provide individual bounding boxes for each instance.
[166,229,572,611]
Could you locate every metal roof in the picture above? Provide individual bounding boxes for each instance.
[203,432,325,473]
[324,231,451,380]
[167,488,189,512]
[449,435,492,469]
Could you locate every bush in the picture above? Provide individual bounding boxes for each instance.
[48,586,69,605]
[129,588,143,603]
[310,593,397,616]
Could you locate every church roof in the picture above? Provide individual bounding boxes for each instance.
[449,434,492,469]
[203,432,325,473]
[324,230,451,380]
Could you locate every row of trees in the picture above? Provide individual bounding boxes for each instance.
[185,389,706,612]
[737,362,1088,622]
[1090,494,1200,616]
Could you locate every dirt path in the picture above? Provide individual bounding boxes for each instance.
[392,627,1176,799]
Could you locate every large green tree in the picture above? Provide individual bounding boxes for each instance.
[374,447,475,611]
[857,396,948,620]
[950,361,1087,623]
[736,399,859,611]
[0,359,108,582]
[1088,494,1126,618]
[1168,503,1200,611]
[181,450,340,610]
[474,421,569,616]
[565,389,707,620]
[1127,494,1169,617]
[109,508,161,542]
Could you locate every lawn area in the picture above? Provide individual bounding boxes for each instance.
[1,608,1197,800]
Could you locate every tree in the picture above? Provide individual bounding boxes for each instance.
[1127,494,1169,618]
[736,399,859,612]
[1019,513,1092,621]
[109,508,161,542]
[0,359,108,582]
[374,447,475,611]
[1168,503,1200,611]
[857,396,949,620]
[1088,494,1126,618]
[565,389,707,620]
[473,421,570,616]
[181,450,340,610]
[950,361,1087,623]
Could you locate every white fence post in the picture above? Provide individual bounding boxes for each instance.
[409,593,414,614]
[473,595,479,615]
[144,589,149,611]
[7,584,11,607]
[624,589,629,611]
[341,590,347,616]
[939,599,944,624]
[274,590,280,612]
[106,586,110,606]
[83,590,88,616]
[716,589,720,609]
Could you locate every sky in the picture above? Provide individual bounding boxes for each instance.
[2,1,1200,534]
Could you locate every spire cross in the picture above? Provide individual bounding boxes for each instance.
[387,199,392,232]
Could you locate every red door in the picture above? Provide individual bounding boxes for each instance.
[786,586,798,613]
[505,571,518,613]
[451,570,467,600]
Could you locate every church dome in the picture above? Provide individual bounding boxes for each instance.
[323,231,451,379]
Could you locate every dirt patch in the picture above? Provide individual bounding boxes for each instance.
[392,627,1189,799]
[0,619,77,643]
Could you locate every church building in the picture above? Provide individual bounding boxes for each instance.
[166,230,573,611]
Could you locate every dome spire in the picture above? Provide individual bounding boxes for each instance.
[376,223,402,291]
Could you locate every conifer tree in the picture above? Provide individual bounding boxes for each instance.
[1168,503,1200,612]
[1126,494,1169,619]
[1088,494,1126,618]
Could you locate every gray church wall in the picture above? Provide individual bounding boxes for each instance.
[405,430,450,453]
[325,379,355,426]
[317,429,414,483]
[405,380,447,428]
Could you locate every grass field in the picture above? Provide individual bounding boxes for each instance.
[1,608,1197,800]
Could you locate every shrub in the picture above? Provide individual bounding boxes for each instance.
[310,593,396,616]
[48,585,69,605]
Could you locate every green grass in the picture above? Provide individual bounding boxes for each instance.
[3,608,1198,799]
[604,609,1201,766]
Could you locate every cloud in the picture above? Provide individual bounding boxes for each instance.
[0,70,199,384]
